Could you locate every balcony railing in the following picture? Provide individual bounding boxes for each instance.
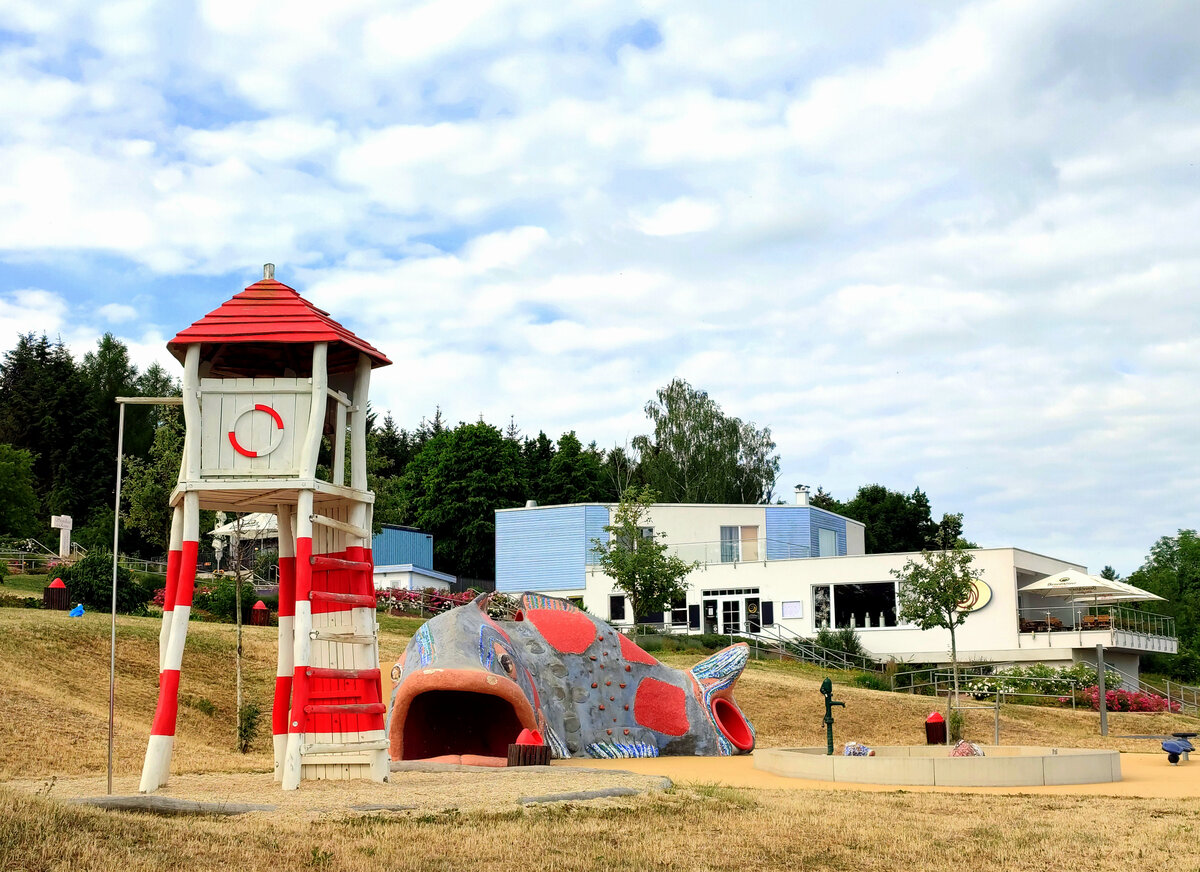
[1017,604,1175,639]
[653,536,815,566]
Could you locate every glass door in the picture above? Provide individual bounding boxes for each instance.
[721,599,741,634]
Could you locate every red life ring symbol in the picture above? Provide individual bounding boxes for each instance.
[228,404,285,458]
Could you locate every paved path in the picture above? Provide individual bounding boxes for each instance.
[558,752,1200,799]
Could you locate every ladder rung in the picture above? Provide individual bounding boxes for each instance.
[309,514,370,540]
[306,666,381,681]
[309,590,376,608]
[301,739,389,755]
[311,555,372,572]
[304,703,386,716]
[309,630,377,645]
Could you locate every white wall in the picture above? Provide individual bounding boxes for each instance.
[536,547,1091,665]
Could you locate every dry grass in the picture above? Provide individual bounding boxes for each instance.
[3,609,1200,872]
[4,779,1200,872]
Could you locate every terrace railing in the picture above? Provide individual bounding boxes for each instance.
[1017,605,1175,639]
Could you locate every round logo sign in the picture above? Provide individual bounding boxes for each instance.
[958,578,992,613]
[228,404,285,458]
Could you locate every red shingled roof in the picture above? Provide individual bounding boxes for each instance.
[168,278,391,373]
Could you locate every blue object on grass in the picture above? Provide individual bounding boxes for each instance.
[69,604,84,617]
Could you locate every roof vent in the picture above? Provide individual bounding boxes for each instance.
[525,499,538,508]
[795,484,810,506]
[263,263,275,280]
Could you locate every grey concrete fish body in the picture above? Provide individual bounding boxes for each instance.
[386,592,755,762]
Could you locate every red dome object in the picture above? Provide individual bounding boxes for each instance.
[926,711,944,723]
[515,728,544,746]
[252,600,268,610]
[49,578,66,589]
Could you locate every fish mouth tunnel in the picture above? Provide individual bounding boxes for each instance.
[401,690,525,760]
[389,669,537,764]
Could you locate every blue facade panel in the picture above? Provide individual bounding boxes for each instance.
[765,506,811,559]
[495,506,588,592]
[584,505,610,565]
[372,527,434,569]
[808,508,847,556]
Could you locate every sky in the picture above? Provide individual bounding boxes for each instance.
[1,0,1197,576]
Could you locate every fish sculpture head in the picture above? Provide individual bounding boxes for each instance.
[387,592,755,764]
[387,594,543,766]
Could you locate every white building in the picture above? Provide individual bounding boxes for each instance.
[494,490,1177,680]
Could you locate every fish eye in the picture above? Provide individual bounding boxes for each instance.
[499,653,515,675]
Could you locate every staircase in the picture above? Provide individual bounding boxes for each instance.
[752,623,886,673]
[283,502,388,786]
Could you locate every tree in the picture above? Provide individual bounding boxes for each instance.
[892,540,979,702]
[396,421,525,579]
[123,406,185,548]
[522,431,555,502]
[632,378,779,504]
[0,444,40,537]
[541,432,605,505]
[1099,565,1121,581]
[1128,530,1200,680]
[831,484,976,553]
[592,485,698,623]
[601,444,640,499]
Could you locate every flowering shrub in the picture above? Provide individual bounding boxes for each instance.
[965,662,1122,700]
[379,587,478,614]
[1079,686,1182,713]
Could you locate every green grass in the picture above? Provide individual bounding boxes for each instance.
[376,612,428,637]
[0,574,50,598]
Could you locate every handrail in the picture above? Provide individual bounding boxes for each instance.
[1016,605,1175,639]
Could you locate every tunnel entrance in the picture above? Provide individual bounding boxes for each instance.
[401,690,525,760]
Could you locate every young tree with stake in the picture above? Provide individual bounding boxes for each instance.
[892,536,979,707]
[593,485,698,625]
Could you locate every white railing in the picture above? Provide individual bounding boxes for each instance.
[652,536,815,566]
[1017,605,1175,639]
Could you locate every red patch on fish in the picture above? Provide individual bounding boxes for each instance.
[634,677,689,736]
[618,633,658,665]
[523,608,596,654]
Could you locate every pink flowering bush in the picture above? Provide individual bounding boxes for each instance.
[1080,685,1182,713]
[379,587,477,614]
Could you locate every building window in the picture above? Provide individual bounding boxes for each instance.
[609,595,626,622]
[670,597,687,625]
[720,526,740,562]
[568,597,584,609]
[818,527,837,557]
[813,585,831,629]
[832,582,897,629]
[741,525,759,561]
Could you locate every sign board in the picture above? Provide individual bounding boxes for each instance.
[50,515,72,531]
[781,600,804,620]
[958,578,992,613]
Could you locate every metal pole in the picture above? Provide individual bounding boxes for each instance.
[1096,643,1108,737]
[994,691,1000,746]
[108,401,126,796]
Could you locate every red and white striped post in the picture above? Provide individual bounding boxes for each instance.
[273,505,296,780]
[139,491,200,792]
[157,506,184,672]
[281,490,315,790]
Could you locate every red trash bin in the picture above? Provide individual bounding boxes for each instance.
[925,711,946,745]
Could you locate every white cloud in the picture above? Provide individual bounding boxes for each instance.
[0,0,1197,574]
[97,303,138,323]
[633,197,721,236]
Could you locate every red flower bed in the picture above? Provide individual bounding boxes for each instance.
[1080,685,1182,713]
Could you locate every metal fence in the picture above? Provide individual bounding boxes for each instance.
[1016,604,1175,638]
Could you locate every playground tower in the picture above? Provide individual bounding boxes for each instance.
[139,265,392,792]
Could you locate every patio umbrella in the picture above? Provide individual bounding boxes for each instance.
[1018,569,1127,599]
[1068,578,1164,604]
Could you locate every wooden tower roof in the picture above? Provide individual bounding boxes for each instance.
[168,270,391,377]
